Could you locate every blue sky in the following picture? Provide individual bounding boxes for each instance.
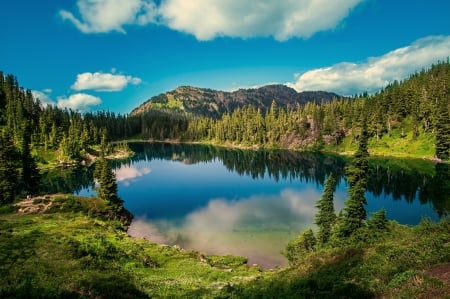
[1,0,450,113]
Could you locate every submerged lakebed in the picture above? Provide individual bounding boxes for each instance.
[55,142,449,268]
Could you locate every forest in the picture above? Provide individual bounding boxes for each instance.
[1,60,450,204]
[0,61,450,297]
[131,61,449,159]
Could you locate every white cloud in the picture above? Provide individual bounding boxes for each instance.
[32,89,55,107]
[60,0,362,40]
[129,188,346,267]
[159,0,362,41]
[57,93,102,111]
[115,165,151,186]
[289,35,450,95]
[71,72,142,92]
[59,0,157,34]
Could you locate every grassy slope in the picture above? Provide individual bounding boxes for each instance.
[326,117,437,159]
[1,195,449,298]
[220,220,450,298]
[0,196,264,298]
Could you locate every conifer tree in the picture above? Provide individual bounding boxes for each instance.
[367,208,388,231]
[435,97,450,160]
[315,173,337,245]
[338,120,369,238]
[0,131,19,204]
[95,157,123,211]
[20,123,40,196]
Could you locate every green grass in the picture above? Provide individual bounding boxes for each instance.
[219,220,450,298]
[0,196,264,298]
[368,128,435,159]
[33,146,60,169]
[1,196,449,298]
[324,117,437,160]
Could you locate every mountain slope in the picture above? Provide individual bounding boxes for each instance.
[131,84,342,118]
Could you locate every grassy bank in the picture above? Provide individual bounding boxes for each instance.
[1,195,449,298]
[0,195,264,298]
[325,118,438,161]
[221,219,450,298]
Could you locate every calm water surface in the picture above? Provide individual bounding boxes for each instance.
[73,143,449,268]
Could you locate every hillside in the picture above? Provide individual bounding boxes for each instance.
[131,84,342,118]
[1,195,449,298]
[132,62,450,159]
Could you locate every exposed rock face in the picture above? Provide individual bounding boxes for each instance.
[131,84,342,118]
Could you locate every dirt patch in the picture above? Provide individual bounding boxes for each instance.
[419,263,450,299]
[427,263,450,283]
[15,195,56,214]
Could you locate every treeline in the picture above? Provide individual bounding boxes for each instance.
[0,73,141,160]
[0,72,139,203]
[1,60,449,202]
[136,61,450,159]
[122,142,450,216]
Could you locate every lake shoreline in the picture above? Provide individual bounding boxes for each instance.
[114,138,448,164]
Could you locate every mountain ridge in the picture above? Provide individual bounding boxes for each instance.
[131,84,343,118]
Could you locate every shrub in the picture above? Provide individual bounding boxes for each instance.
[284,228,316,264]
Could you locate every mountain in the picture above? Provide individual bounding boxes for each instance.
[131,84,342,118]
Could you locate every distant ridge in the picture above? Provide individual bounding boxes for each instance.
[131,84,342,118]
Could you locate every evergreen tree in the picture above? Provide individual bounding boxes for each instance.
[338,121,369,237]
[95,157,123,211]
[0,131,19,204]
[315,173,337,245]
[435,97,450,160]
[20,123,40,196]
[367,208,388,231]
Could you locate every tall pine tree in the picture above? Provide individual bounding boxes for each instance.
[435,97,450,160]
[338,120,369,237]
[95,157,123,211]
[315,173,337,245]
[20,122,40,196]
[0,131,19,204]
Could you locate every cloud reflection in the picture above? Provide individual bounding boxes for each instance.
[114,165,151,186]
[129,187,346,268]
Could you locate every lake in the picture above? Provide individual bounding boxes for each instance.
[45,142,449,268]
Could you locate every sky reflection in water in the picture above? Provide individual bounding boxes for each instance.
[113,156,434,268]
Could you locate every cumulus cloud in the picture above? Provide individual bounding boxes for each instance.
[115,165,151,186]
[129,188,346,267]
[159,0,362,41]
[57,93,102,111]
[71,71,142,92]
[32,89,55,107]
[59,0,158,34]
[289,35,450,95]
[60,0,362,40]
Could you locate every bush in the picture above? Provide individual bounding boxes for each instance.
[284,228,316,264]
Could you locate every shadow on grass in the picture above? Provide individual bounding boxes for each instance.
[219,248,374,299]
[0,273,149,299]
[0,223,148,298]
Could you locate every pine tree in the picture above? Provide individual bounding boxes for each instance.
[338,121,369,238]
[435,97,450,160]
[95,157,123,211]
[367,208,388,231]
[315,173,337,245]
[0,131,19,204]
[20,123,40,196]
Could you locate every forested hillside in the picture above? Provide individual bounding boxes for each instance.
[136,61,450,160]
[131,85,341,118]
[1,62,449,298]
[0,72,139,203]
[1,60,449,205]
